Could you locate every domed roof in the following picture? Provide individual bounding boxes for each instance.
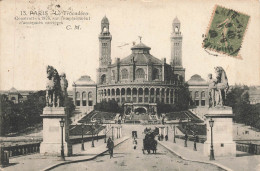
[101,16,109,24]
[187,74,208,86]
[173,17,180,23]
[131,42,151,50]
[74,75,96,86]
[9,87,19,93]
[120,42,162,65]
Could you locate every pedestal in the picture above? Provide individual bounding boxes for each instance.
[40,107,72,156]
[204,106,236,157]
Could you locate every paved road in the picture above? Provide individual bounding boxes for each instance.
[54,125,224,171]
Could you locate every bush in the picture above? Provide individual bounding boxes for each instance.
[95,99,123,113]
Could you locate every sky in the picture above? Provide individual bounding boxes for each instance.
[0,0,259,91]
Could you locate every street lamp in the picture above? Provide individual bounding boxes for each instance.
[59,118,65,161]
[91,123,95,147]
[81,124,85,151]
[209,118,215,160]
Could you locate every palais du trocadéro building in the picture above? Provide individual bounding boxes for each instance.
[72,16,209,114]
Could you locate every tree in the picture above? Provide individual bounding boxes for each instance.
[226,85,260,128]
[95,99,123,113]
[0,94,14,135]
[175,83,191,111]
[65,97,75,124]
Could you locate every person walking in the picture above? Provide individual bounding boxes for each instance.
[133,138,138,150]
[107,137,114,158]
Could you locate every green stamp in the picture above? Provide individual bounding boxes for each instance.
[203,5,250,58]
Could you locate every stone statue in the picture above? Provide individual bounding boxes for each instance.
[46,65,67,107]
[60,72,68,106]
[208,67,229,107]
[215,66,229,106]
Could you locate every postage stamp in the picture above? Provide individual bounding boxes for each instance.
[202,5,250,59]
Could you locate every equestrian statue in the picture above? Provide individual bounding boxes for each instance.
[208,66,229,107]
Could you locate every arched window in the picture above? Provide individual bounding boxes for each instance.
[201,91,205,98]
[152,68,159,80]
[195,91,199,99]
[103,27,108,33]
[101,74,106,84]
[201,91,206,106]
[121,69,128,79]
[175,26,179,32]
[136,68,145,79]
[82,92,87,106]
[88,92,93,106]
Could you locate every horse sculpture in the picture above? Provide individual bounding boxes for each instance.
[208,67,229,107]
[46,65,62,107]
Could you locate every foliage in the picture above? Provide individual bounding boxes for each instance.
[94,99,123,113]
[226,85,260,129]
[0,91,75,135]
[0,91,45,135]
[64,97,75,124]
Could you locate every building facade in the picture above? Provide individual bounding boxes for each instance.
[187,74,209,107]
[72,75,97,113]
[73,16,211,114]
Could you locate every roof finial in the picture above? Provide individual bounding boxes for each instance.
[138,36,142,43]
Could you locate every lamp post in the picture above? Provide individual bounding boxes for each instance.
[81,124,85,151]
[91,123,95,147]
[173,124,176,143]
[59,118,65,161]
[209,118,215,160]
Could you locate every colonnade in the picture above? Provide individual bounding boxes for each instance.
[98,87,178,104]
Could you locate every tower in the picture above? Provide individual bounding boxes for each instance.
[97,16,112,85]
[99,16,112,68]
[171,17,185,81]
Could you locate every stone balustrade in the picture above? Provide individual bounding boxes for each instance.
[1,142,40,158]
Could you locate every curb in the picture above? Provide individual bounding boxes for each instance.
[42,137,130,171]
[158,141,233,171]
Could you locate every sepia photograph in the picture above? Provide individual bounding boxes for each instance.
[0,0,260,170]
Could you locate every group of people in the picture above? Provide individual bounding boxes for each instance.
[158,134,168,141]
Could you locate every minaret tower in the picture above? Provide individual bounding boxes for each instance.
[171,17,185,81]
[99,16,112,68]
